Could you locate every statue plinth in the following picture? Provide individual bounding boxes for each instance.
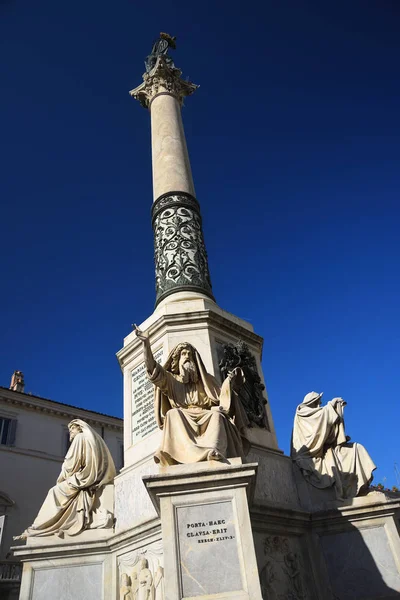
[143,460,263,600]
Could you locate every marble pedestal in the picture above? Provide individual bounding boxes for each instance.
[12,449,400,600]
[144,459,262,600]
[117,294,280,475]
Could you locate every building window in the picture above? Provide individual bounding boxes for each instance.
[0,418,17,446]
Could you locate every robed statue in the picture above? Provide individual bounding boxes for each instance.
[135,328,250,466]
[16,419,116,538]
[120,573,134,600]
[145,32,177,73]
[291,391,376,499]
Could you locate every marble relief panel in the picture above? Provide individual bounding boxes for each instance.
[254,533,310,600]
[118,540,164,600]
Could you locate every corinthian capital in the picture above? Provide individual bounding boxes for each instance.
[129,56,198,109]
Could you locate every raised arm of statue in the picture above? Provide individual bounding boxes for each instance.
[134,325,156,374]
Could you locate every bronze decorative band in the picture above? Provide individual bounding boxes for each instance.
[152,192,214,306]
[151,191,200,224]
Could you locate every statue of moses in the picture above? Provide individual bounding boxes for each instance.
[135,327,250,466]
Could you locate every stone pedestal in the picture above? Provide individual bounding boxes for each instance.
[12,451,400,600]
[144,459,262,600]
[118,296,279,470]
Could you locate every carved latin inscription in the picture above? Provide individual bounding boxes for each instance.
[132,347,164,444]
[177,501,242,597]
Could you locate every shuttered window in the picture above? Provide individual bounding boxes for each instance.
[0,418,17,446]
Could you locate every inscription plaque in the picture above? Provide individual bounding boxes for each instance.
[131,347,163,444]
[177,500,243,597]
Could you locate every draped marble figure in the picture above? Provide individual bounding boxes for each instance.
[291,392,376,499]
[135,327,250,466]
[120,573,134,600]
[17,419,116,538]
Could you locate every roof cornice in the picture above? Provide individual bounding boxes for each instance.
[0,388,123,431]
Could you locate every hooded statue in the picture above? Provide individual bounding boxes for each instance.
[291,392,376,499]
[135,328,250,466]
[17,419,116,538]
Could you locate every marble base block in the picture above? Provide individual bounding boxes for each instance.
[143,459,263,600]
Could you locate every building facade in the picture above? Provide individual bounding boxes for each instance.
[0,373,122,600]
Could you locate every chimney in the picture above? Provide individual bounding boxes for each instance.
[10,371,25,393]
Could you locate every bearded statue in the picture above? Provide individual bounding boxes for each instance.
[135,327,250,466]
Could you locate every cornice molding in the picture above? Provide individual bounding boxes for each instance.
[0,444,64,464]
[12,517,161,560]
[117,308,264,369]
[0,389,122,431]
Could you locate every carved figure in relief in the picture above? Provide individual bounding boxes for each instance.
[291,392,376,499]
[135,327,250,465]
[119,549,164,600]
[154,566,164,599]
[130,571,138,598]
[120,573,133,600]
[15,419,116,539]
[260,536,307,600]
[137,558,154,600]
[219,340,269,428]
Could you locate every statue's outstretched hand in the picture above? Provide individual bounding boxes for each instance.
[134,324,149,342]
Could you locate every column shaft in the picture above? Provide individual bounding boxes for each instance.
[150,94,195,202]
[130,52,214,305]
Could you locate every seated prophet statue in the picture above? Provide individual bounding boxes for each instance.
[135,327,250,466]
[15,419,116,539]
[291,391,376,499]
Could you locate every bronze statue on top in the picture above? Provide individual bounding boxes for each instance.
[145,32,177,73]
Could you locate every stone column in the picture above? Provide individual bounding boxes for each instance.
[130,54,214,306]
[150,92,195,201]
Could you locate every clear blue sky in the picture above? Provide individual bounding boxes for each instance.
[1,1,399,486]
